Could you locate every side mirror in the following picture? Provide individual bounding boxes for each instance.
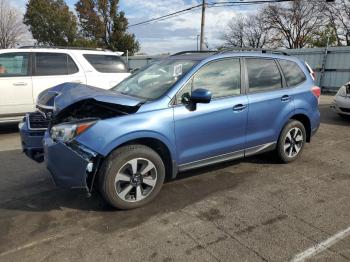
[190,88,212,104]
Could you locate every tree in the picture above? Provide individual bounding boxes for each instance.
[221,14,270,48]
[75,0,140,54]
[24,0,78,46]
[309,24,338,47]
[0,0,27,48]
[262,0,327,49]
[323,0,350,46]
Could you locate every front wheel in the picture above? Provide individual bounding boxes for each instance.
[99,145,165,209]
[276,120,306,163]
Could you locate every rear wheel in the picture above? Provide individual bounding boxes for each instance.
[99,145,165,209]
[276,120,306,163]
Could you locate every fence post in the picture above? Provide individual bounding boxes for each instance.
[319,37,330,91]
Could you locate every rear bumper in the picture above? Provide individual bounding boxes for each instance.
[43,133,99,189]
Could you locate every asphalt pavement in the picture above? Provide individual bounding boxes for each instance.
[0,95,349,262]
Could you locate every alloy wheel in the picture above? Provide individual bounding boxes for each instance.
[114,158,158,202]
[284,127,304,158]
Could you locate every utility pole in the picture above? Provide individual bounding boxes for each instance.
[200,0,206,51]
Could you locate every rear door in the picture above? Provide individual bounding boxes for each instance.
[32,52,86,102]
[0,52,33,117]
[82,54,130,89]
[174,58,248,169]
[244,57,295,154]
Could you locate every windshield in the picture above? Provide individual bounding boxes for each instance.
[112,59,198,100]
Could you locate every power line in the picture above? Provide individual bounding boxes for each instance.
[127,4,202,28]
[127,0,292,29]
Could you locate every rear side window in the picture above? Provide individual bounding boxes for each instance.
[83,54,127,73]
[35,53,79,76]
[0,52,30,77]
[279,59,306,87]
[246,58,282,92]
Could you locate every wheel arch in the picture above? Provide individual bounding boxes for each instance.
[99,133,177,182]
[289,114,312,142]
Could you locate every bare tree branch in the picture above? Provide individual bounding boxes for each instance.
[0,0,27,48]
[220,13,270,49]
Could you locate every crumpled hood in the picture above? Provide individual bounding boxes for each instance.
[36,82,144,112]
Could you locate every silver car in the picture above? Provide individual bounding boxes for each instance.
[332,81,350,117]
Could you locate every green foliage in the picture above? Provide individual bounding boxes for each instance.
[309,24,338,47]
[23,0,140,53]
[24,0,78,46]
[75,0,140,54]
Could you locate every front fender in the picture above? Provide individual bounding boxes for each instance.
[97,130,176,159]
[75,108,176,160]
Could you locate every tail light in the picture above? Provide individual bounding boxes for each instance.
[311,71,316,81]
[311,86,321,103]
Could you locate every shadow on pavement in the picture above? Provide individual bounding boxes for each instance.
[0,154,268,234]
[0,123,19,134]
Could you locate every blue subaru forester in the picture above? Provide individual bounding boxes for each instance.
[19,49,321,209]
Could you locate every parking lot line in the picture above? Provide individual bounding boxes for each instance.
[0,234,65,258]
[291,226,350,262]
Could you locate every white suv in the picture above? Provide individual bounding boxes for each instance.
[0,47,130,123]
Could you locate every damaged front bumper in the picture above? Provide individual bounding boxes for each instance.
[331,96,350,116]
[43,133,100,190]
[19,114,46,163]
[19,113,101,191]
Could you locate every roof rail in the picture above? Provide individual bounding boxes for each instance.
[171,50,217,56]
[217,47,289,56]
[18,46,113,52]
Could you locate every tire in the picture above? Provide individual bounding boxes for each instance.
[99,144,165,210]
[276,120,307,163]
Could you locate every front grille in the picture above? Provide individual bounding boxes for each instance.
[340,107,350,113]
[27,112,49,130]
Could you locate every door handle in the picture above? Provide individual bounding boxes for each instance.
[13,82,28,86]
[233,104,247,112]
[281,95,292,102]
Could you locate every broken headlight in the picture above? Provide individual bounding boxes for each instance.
[50,121,96,143]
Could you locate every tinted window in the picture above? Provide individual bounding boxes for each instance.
[35,53,79,76]
[279,59,306,87]
[177,59,240,103]
[246,58,282,92]
[84,54,127,73]
[0,53,30,77]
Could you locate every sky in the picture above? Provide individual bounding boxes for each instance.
[9,0,258,55]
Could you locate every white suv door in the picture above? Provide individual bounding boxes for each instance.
[82,54,129,89]
[0,52,34,118]
[32,52,86,102]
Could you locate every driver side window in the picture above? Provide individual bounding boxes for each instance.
[176,58,241,104]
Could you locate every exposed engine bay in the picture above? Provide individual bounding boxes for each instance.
[50,99,141,126]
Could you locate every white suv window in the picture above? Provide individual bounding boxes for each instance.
[34,52,79,76]
[0,53,30,77]
[83,54,127,73]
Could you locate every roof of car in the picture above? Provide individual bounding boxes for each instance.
[0,46,124,56]
[169,48,292,60]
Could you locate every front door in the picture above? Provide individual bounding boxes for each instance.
[0,52,33,117]
[173,58,248,170]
